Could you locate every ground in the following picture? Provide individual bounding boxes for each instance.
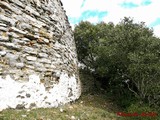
[0,94,119,120]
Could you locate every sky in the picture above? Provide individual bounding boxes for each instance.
[61,0,160,37]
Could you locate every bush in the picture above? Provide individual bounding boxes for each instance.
[74,18,160,110]
[121,103,159,120]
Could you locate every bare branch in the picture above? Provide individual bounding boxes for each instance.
[126,82,139,98]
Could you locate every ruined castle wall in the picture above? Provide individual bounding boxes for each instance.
[0,0,81,111]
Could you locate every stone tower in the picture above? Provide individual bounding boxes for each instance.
[0,0,81,110]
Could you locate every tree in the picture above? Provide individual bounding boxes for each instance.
[74,18,160,108]
[74,21,97,69]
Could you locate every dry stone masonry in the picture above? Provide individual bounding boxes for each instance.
[0,0,81,111]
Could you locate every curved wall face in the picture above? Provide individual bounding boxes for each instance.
[0,0,81,111]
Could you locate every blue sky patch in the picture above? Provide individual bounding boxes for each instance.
[120,2,139,9]
[81,10,108,19]
[149,18,160,27]
[69,10,108,24]
[141,0,152,6]
[81,0,86,8]
[68,17,79,24]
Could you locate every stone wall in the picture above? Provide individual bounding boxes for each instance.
[0,0,81,111]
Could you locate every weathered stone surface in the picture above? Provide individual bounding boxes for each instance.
[16,63,25,69]
[0,27,8,32]
[5,53,19,61]
[23,47,38,55]
[9,27,27,35]
[25,6,40,17]
[38,58,51,64]
[38,53,48,58]
[34,62,44,68]
[0,0,81,111]
[0,23,7,27]
[54,53,61,58]
[0,1,13,12]
[0,42,21,51]
[26,56,37,61]
[0,51,6,56]
[0,36,9,42]
[8,0,25,8]
[0,14,16,26]
[12,39,27,45]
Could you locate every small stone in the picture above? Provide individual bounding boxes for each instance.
[0,42,20,51]
[43,38,49,43]
[25,6,40,16]
[0,14,16,26]
[38,53,48,58]
[21,38,31,42]
[0,27,7,31]
[54,53,61,58]
[38,58,51,64]
[27,109,30,112]
[68,106,73,109]
[50,64,56,69]
[16,63,24,69]
[36,67,46,72]
[0,51,6,56]
[26,56,37,61]
[34,62,44,67]
[27,61,36,65]
[26,93,31,98]
[60,108,63,112]
[6,53,19,60]
[13,39,27,44]
[24,33,39,40]
[23,47,37,55]
[0,36,9,42]
[30,103,36,108]
[8,0,25,8]
[23,14,44,28]
[26,65,35,69]
[0,1,12,12]
[19,23,32,30]
[8,32,20,38]
[21,115,27,118]
[44,64,53,68]
[9,27,27,35]
[0,23,7,27]
[80,101,83,104]
[71,116,76,120]
[16,104,25,109]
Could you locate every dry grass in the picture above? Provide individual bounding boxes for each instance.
[0,94,118,120]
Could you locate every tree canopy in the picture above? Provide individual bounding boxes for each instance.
[74,17,160,108]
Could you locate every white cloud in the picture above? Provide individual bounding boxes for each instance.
[86,16,99,23]
[61,0,84,18]
[103,0,160,32]
[153,25,160,37]
[104,3,158,24]
[81,0,108,11]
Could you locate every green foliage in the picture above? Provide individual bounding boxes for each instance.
[74,17,160,109]
[79,69,99,94]
[74,21,98,69]
[0,94,117,120]
[121,103,160,120]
